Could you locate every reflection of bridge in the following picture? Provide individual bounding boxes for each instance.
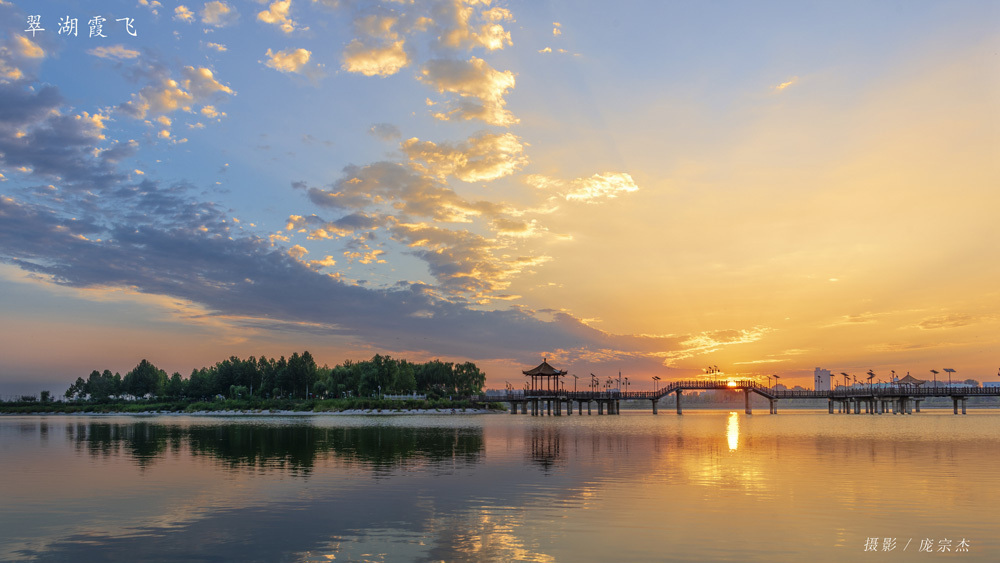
[482,379,1000,416]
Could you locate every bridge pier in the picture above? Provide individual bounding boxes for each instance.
[555,399,562,416]
[652,399,659,415]
[769,399,777,414]
[598,401,604,415]
[744,389,752,415]
[676,389,683,415]
[587,401,591,415]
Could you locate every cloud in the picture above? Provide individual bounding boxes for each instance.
[435,0,513,51]
[181,66,234,97]
[526,172,639,203]
[307,161,501,223]
[0,82,128,190]
[139,0,162,16]
[342,39,409,77]
[773,76,799,92]
[823,312,880,328]
[205,42,227,52]
[88,45,141,60]
[13,35,44,59]
[652,327,773,366]
[174,6,195,23]
[257,0,298,33]
[420,57,517,126]
[552,22,562,36]
[201,1,239,27]
[916,314,982,330]
[401,132,527,182]
[264,47,312,74]
[368,122,401,140]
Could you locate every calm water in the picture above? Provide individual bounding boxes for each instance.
[1,410,999,562]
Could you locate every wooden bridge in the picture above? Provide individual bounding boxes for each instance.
[478,379,1000,416]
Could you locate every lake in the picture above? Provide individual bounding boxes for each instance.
[1,410,998,561]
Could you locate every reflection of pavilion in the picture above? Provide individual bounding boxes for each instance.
[510,359,622,416]
[527,427,563,472]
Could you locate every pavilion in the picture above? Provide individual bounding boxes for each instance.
[523,359,567,394]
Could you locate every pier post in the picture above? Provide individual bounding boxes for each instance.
[914,400,921,413]
[567,400,572,415]
[962,398,967,415]
[616,399,621,415]
[676,389,683,415]
[953,397,958,415]
[555,400,561,416]
[828,399,834,414]
[587,401,591,415]
[579,401,583,415]
[598,401,604,415]
[770,399,777,414]
[510,402,517,415]
[652,399,659,415]
[744,390,752,415]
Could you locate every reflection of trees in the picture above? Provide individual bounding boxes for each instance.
[66,421,484,475]
[68,422,180,468]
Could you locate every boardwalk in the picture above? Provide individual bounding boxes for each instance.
[480,379,1000,416]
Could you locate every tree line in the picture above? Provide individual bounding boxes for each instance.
[63,352,486,402]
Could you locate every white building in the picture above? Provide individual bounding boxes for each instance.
[814,368,832,391]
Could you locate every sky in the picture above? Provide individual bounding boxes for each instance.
[0,0,998,395]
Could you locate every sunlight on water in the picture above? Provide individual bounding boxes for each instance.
[2,411,999,561]
[727,411,739,451]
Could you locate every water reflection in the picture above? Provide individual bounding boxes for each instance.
[3,413,999,562]
[527,426,563,472]
[727,411,739,451]
[66,420,484,475]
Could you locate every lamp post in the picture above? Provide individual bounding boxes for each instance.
[652,375,660,393]
[773,374,780,389]
[624,377,629,394]
[943,368,956,386]
[867,370,875,389]
[930,369,939,388]
[571,373,578,393]
[840,373,849,388]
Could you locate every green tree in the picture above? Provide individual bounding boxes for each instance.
[124,359,165,399]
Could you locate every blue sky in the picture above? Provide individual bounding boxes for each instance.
[1,1,998,394]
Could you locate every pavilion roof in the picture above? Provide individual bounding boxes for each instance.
[898,374,925,386]
[523,360,567,376]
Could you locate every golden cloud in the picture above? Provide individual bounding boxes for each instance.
[401,132,527,182]
[420,57,517,126]
[342,40,409,77]
[264,47,312,74]
[257,0,297,33]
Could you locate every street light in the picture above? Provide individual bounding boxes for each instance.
[840,373,850,388]
[930,369,939,387]
[571,373,578,393]
[867,370,875,389]
[652,375,660,393]
[773,374,780,389]
[943,368,956,386]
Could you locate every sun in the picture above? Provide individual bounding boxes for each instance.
[726,380,738,388]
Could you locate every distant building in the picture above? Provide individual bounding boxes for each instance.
[814,368,831,391]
